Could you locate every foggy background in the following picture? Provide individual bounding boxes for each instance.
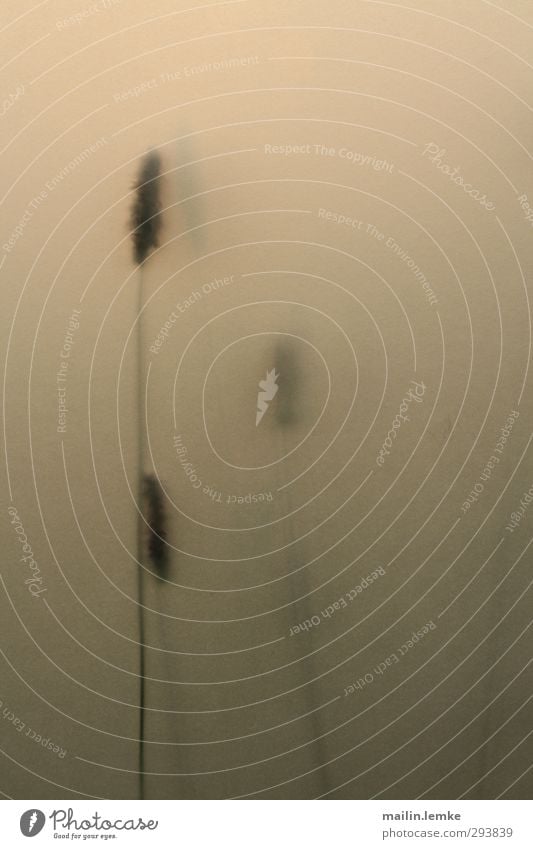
[1,0,532,799]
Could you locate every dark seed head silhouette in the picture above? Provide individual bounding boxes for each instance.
[130,150,162,265]
[143,473,169,576]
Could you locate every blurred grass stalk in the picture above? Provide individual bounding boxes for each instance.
[130,149,163,799]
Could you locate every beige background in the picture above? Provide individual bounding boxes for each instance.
[1,0,532,799]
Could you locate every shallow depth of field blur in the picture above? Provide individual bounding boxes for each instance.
[1,0,532,799]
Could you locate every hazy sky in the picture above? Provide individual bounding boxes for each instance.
[1,0,532,800]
